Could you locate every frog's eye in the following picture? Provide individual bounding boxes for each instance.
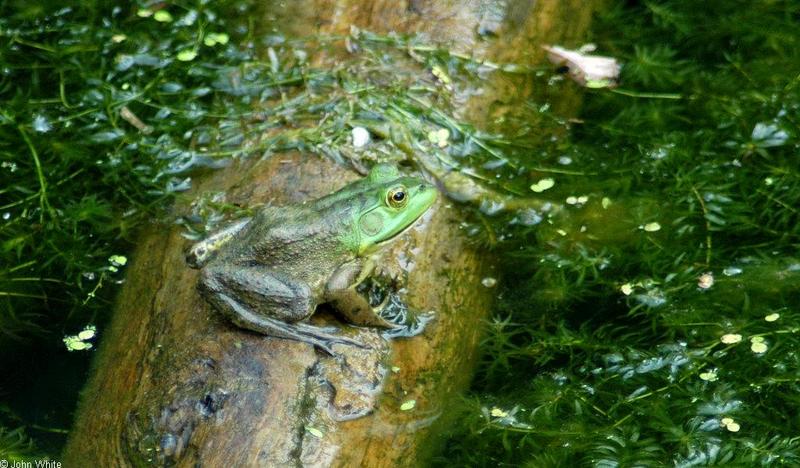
[387,186,407,208]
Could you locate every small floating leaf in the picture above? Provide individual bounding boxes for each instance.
[643,222,661,232]
[154,10,173,22]
[136,8,153,17]
[751,341,768,354]
[176,49,198,62]
[204,32,230,46]
[699,371,718,382]
[720,333,742,344]
[427,128,450,148]
[400,399,416,411]
[566,196,577,204]
[64,336,93,351]
[765,313,780,322]
[305,426,324,438]
[721,418,741,432]
[77,325,97,341]
[530,178,555,193]
[109,255,128,266]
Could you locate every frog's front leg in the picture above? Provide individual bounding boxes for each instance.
[325,259,401,329]
[199,263,363,354]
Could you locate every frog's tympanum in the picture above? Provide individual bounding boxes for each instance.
[188,164,437,354]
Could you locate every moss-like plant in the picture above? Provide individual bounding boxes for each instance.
[435,1,800,466]
[2,0,799,464]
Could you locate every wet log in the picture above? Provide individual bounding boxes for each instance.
[64,1,603,465]
[271,0,600,127]
[64,153,490,466]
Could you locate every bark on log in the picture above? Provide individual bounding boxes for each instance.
[64,1,602,466]
[270,0,599,127]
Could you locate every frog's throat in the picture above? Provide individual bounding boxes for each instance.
[357,213,425,257]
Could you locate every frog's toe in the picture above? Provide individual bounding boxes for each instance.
[311,336,366,356]
[382,310,435,339]
[292,321,367,350]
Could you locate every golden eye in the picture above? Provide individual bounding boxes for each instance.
[387,186,407,208]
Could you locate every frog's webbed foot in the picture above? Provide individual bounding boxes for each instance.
[330,291,403,330]
[377,292,435,339]
[326,260,405,329]
[330,274,434,337]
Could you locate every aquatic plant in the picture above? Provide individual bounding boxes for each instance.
[436,1,800,465]
[2,0,798,463]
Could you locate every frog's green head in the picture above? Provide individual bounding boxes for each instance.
[353,164,437,255]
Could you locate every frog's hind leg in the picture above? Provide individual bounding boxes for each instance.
[200,265,365,354]
[217,294,364,354]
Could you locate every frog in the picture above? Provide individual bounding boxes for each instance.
[187,164,438,354]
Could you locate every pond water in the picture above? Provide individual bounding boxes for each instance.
[0,0,798,465]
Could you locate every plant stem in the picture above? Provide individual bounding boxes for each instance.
[18,126,54,223]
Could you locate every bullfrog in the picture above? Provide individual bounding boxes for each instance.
[187,164,438,354]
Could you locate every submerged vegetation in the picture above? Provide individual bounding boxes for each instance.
[436,1,800,466]
[1,0,798,464]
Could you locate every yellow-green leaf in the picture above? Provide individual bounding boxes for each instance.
[176,49,198,62]
[154,10,173,22]
[530,178,555,193]
[204,32,230,47]
[77,325,97,341]
[305,426,324,438]
[109,254,127,266]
